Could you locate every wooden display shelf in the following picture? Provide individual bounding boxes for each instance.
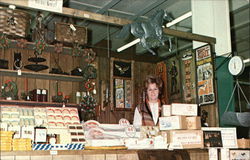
[0,99,79,107]
[0,69,83,82]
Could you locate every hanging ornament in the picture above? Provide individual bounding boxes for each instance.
[0,33,10,49]
[54,43,63,54]
[34,39,47,55]
[84,80,95,92]
[83,48,96,64]
[16,39,28,49]
[82,64,97,81]
[1,80,18,100]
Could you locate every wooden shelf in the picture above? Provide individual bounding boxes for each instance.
[0,99,80,107]
[0,69,83,82]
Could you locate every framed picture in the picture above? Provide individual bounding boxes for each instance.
[110,58,134,110]
[166,56,181,102]
[202,127,238,148]
[35,127,47,143]
[113,61,132,78]
[203,130,223,147]
[195,44,215,105]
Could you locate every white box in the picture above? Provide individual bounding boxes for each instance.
[8,125,21,138]
[171,103,198,116]
[21,126,35,140]
[161,105,171,117]
[230,150,250,160]
[0,122,8,131]
[159,116,187,130]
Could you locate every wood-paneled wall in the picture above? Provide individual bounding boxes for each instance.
[0,48,82,103]
[96,55,156,124]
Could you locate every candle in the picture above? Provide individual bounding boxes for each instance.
[25,78,28,93]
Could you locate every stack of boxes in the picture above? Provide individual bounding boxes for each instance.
[19,108,35,126]
[46,107,80,128]
[0,105,83,151]
[12,138,32,151]
[1,106,20,126]
[34,108,48,127]
[159,103,204,149]
[0,131,14,151]
[68,124,85,143]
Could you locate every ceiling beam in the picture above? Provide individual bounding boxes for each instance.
[78,0,121,26]
[163,28,216,44]
[69,0,147,19]
[131,0,167,20]
[93,0,168,45]
[232,35,250,44]
[0,0,131,26]
[231,21,250,30]
[96,0,121,14]
[230,3,250,15]
[0,0,216,45]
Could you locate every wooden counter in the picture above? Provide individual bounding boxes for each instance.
[0,149,195,160]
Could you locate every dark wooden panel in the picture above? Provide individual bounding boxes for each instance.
[137,150,190,160]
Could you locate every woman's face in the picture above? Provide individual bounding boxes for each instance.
[147,83,159,102]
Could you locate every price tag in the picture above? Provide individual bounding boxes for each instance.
[125,125,136,138]
[17,70,22,75]
[169,142,183,149]
[209,148,218,160]
[119,118,130,126]
[50,150,58,155]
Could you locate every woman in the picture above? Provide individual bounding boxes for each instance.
[133,75,164,126]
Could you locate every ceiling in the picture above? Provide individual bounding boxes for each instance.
[0,0,249,60]
[64,0,249,59]
[65,0,192,56]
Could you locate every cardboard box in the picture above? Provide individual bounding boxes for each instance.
[230,150,250,160]
[237,139,250,148]
[186,116,201,129]
[159,116,187,130]
[171,103,198,116]
[161,105,171,117]
[168,130,204,149]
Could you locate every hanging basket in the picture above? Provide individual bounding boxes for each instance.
[221,111,250,127]
[222,80,250,127]
[55,22,87,45]
[0,7,30,38]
